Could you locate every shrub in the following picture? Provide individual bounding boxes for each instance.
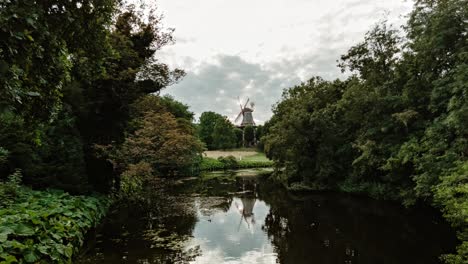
[0,169,22,207]
[434,162,468,263]
[119,161,154,202]
[0,187,111,263]
[200,156,273,171]
[217,155,238,168]
[200,158,225,171]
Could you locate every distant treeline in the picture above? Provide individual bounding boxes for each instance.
[262,1,467,262]
[197,111,264,150]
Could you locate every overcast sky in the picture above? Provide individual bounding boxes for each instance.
[156,0,413,124]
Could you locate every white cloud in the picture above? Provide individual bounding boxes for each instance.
[156,0,413,123]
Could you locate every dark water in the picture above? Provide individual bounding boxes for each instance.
[77,169,457,264]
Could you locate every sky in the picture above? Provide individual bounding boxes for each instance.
[156,0,414,124]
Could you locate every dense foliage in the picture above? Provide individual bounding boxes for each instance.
[0,1,193,262]
[0,1,184,193]
[198,111,263,149]
[200,156,273,171]
[198,112,235,149]
[99,95,204,189]
[263,0,467,261]
[0,183,110,263]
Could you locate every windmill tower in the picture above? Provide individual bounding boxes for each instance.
[235,97,256,147]
[235,97,256,127]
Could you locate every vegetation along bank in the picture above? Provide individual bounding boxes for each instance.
[0,175,110,263]
[262,1,467,262]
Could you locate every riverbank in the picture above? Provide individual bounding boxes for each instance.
[269,169,467,263]
[0,186,110,263]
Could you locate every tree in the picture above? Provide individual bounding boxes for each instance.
[65,8,184,191]
[244,125,255,146]
[158,95,194,121]
[0,0,117,122]
[101,95,203,182]
[264,1,468,261]
[212,118,237,150]
[198,111,225,149]
[234,128,244,147]
[117,111,203,174]
[0,3,185,192]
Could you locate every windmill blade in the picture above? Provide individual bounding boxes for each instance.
[243,98,250,109]
[234,111,243,123]
[237,213,244,232]
[237,96,244,111]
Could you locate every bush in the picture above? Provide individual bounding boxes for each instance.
[434,162,468,263]
[237,160,273,169]
[217,155,238,168]
[119,161,154,202]
[200,156,273,171]
[200,158,225,171]
[0,169,22,207]
[0,187,111,263]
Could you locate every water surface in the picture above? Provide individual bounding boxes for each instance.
[77,169,457,264]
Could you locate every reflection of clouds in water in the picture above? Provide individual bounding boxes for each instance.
[226,233,241,244]
[189,247,277,264]
[189,197,275,263]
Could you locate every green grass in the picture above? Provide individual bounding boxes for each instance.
[0,186,110,263]
[199,152,273,171]
[240,152,271,162]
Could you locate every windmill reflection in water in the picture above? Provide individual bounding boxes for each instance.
[234,176,258,232]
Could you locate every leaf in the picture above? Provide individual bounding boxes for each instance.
[25,92,40,97]
[0,227,14,243]
[0,254,18,264]
[13,223,35,236]
[25,18,34,26]
[24,249,39,263]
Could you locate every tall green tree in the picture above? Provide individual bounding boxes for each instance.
[0,2,185,192]
[65,8,184,191]
[0,0,117,122]
[198,111,225,149]
[212,118,237,150]
[244,125,255,146]
[0,0,117,191]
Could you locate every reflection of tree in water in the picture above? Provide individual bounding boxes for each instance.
[197,196,233,216]
[78,179,201,264]
[258,180,456,264]
[79,174,456,264]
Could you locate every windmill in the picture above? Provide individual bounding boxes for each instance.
[235,97,256,127]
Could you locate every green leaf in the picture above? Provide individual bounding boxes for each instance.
[24,249,39,263]
[0,227,14,243]
[13,223,35,236]
[0,254,18,264]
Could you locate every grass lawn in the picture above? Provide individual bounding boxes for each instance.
[200,149,273,171]
[204,149,270,161]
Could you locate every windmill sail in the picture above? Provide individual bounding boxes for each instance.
[235,97,256,127]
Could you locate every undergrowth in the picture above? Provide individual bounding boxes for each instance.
[0,182,111,263]
[200,156,273,171]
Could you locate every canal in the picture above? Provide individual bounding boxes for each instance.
[77,169,457,264]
